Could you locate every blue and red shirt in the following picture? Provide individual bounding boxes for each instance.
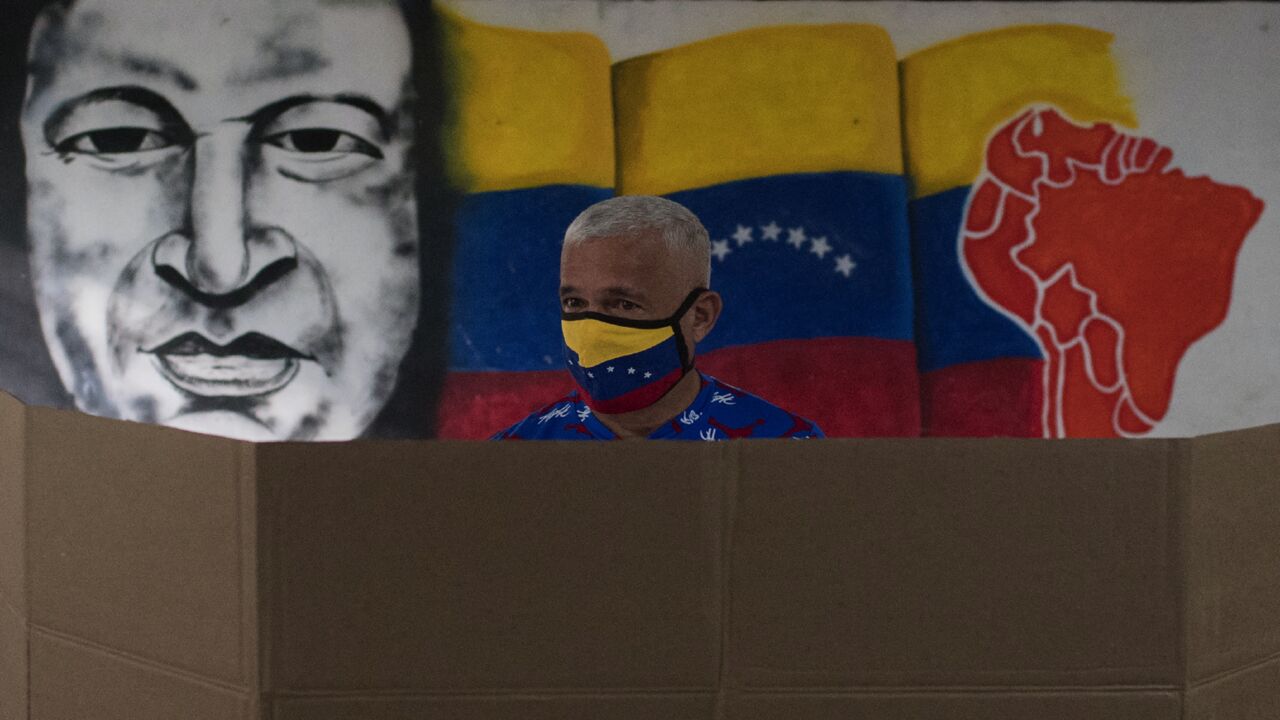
[492,373,824,441]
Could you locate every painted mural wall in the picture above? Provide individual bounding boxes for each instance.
[0,0,1274,441]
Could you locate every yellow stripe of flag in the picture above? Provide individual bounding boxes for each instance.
[901,24,1136,199]
[613,24,902,196]
[562,319,673,369]
[438,8,615,193]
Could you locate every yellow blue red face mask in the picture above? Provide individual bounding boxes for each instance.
[562,288,706,413]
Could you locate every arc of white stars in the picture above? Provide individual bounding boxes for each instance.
[717,221,857,282]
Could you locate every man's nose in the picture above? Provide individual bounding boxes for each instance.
[152,129,296,298]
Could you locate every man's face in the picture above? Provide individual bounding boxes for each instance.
[559,234,702,344]
[21,0,419,440]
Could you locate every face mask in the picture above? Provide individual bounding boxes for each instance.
[562,288,706,414]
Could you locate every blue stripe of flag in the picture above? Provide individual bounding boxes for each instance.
[449,185,613,371]
[909,186,1042,372]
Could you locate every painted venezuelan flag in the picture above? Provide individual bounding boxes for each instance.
[901,25,1136,436]
[613,25,919,437]
[436,9,614,438]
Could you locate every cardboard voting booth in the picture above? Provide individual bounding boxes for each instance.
[2,388,1279,719]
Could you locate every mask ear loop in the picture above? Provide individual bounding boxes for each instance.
[670,287,707,372]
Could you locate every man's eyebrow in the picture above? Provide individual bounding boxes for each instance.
[235,94,394,140]
[558,285,651,303]
[43,86,187,143]
[600,286,649,302]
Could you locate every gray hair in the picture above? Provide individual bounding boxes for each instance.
[563,195,711,286]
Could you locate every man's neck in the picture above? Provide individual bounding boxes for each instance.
[593,370,702,439]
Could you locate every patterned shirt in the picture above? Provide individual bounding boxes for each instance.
[492,373,824,441]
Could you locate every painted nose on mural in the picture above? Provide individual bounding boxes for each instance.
[151,133,297,300]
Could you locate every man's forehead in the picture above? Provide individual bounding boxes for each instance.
[560,234,697,296]
[562,233,671,269]
[26,0,411,108]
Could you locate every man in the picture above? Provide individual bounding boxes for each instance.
[12,0,447,440]
[494,196,823,440]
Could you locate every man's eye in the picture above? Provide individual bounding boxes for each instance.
[55,127,173,154]
[614,300,639,312]
[265,129,383,159]
[562,298,584,310]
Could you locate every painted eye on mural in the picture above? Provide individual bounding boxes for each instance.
[262,128,384,159]
[42,90,189,165]
[254,99,389,181]
[54,127,176,155]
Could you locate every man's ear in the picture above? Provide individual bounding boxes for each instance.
[687,290,722,343]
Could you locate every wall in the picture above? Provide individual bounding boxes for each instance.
[0,0,1274,440]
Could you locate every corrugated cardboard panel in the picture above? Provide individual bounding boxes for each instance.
[259,441,724,693]
[0,390,26,614]
[29,629,253,720]
[0,391,27,720]
[271,693,716,719]
[723,690,1181,719]
[1183,424,1280,683]
[1185,655,1280,720]
[25,406,251,687]
[729,438,1181,688]
[0,601,27,720]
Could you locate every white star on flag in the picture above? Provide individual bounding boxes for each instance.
[733,224,754,246]
[644,371,652,378]
[761,221,781,241]
[627,367,636,374]
[787,227,807,248]
[834,254,856,277]
[710,238,732,262]
[607,366,615,373]
[587,372,594,378]
[810,236,832,259]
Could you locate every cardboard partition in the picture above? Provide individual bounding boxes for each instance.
[0,391,27,720]
[1,389,1278,719]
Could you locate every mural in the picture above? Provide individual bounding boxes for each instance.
[0,0,1273,440]
[0,0,451,441]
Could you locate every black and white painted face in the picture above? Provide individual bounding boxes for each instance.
[20,0,419,440]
